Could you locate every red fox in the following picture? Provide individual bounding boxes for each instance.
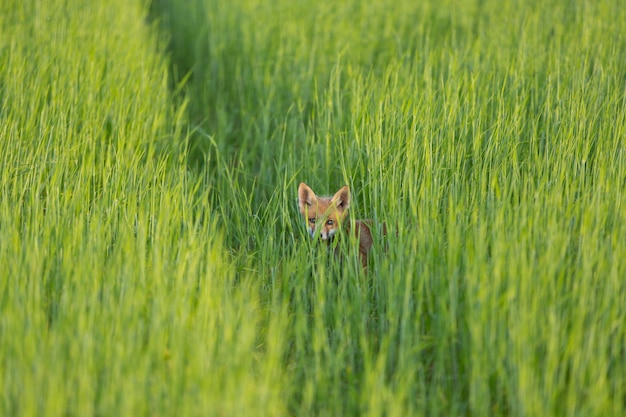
[297,182,385,268]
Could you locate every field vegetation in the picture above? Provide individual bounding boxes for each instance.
[1,0,625,415]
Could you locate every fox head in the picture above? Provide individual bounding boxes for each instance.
[298,183,350,240]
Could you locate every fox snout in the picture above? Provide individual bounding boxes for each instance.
[309,229,335,240]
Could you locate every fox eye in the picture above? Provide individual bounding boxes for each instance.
[326,220,334,226]
[308,218,316,224]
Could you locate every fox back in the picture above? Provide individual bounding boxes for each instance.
[298,182,381,267]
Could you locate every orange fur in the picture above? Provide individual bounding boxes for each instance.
[297,182,385,268]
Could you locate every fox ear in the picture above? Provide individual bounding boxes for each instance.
[298,183,317,212]
[331,186,350,212]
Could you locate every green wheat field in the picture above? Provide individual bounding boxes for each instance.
[1,0,625,415]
